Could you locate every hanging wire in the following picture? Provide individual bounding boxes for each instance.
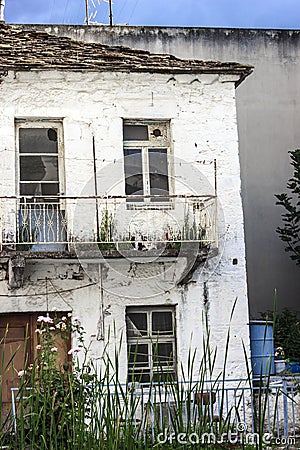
[75,0,84,23]
[0,282,98,298]
[49,279,73,310]
[49,0,56,23]
[127,0,139,24]
[115,0,128,24]
[62,0,71,24]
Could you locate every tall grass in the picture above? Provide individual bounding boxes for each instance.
[0,307,292,449]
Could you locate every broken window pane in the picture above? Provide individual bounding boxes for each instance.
[124,149,144,196]
[152,311,173,334]
[123,125,148,141]
[19,128,58,154]
[126,312,147,337]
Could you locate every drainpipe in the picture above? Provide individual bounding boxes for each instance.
[0,0,5,22]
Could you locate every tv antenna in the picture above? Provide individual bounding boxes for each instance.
[84,0,113,26]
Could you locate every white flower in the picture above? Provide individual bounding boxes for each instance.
[68,347,81,355]
[275,346,285,358]
[49,327,55,331]
[51,347,58,352]
[18,370,25,377]
[62,316,67,321]
[36,344,42,350]
[67,312,72,317]
[37,315,53,324]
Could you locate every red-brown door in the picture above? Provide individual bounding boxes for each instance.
[0,314,35,418]
[0,313,70,418]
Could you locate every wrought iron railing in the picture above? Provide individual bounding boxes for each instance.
[11,377,300,441]
[0,195,217,252]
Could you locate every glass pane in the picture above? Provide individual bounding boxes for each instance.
[129,370,150,384]
[152,311,173,334]
[152,371,175,383]
[19,183,39,196]
[148,149,169,200]
[20,156,58,182]
[123,125,148,141]
[128,343,150,383]
[20,183,59,197]
[128,344,149,366]
[19,128,58,153]
[124,149,144,196]
[126,313,147,337]
[153,342,174,367]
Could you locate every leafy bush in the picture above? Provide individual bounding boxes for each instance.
[273,309,300,361]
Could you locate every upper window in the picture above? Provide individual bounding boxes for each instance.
[16,122,64,199]
[123,120,171,202]
[126,306,176,384]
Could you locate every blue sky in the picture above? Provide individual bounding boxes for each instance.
[5,0,300,29]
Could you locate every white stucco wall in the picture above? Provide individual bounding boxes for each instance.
[0,68,250,381]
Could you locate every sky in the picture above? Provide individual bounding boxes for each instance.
[4,0,300,29]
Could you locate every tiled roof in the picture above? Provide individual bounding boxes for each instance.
[0,24,253,84]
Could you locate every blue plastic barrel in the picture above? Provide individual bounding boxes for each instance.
[249,321,275,376]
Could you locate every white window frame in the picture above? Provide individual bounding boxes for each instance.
[15,119,65,200]
[123,119,173,206]
[126,306,176,384]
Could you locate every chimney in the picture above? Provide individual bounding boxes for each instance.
[0,0,5,22]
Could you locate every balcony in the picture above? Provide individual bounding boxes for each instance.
[0,195,217,259]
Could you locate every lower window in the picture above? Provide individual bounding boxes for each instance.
[126,306,176,383]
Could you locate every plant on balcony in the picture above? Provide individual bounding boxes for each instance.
[97,208,116,251]
[181,213,208,249]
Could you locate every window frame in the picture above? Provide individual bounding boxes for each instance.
[123,119,173,206]
[15,120,65,200]
[126,306,177,384]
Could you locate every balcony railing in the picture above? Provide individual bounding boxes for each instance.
[0,195,217,254]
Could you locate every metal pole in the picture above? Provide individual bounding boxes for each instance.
[109,0,113,26]
[214,159,218,248]
[0,0,5,22]
[92,136,100,243]
[85,0,89,25]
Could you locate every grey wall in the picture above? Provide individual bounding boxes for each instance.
[19,24,300,316]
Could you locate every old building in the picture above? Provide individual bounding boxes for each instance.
[20,24,300,316]
[0,24,252,410]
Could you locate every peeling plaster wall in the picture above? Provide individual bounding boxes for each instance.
[0,68,250,379]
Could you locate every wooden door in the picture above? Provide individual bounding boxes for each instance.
[0,314,34,418]
[0,313,70,418]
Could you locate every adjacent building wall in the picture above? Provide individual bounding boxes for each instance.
[20,24,300,316]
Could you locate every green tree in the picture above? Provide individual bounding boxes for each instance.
[275,149,300,266]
